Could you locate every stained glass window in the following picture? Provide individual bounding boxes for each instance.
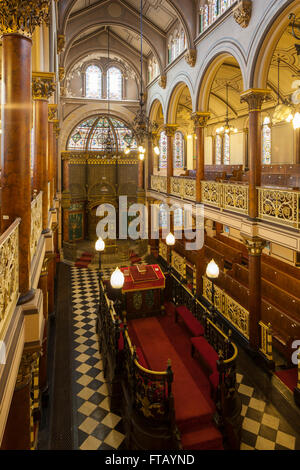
[107,67,122,100]
[215,134,222,165]
[203,5,209,29]
[223,133,230,164]
[86,65,102,99]
[67,118,97,150]
[173,131,184,168]
[262,117,271,164]
[159,204,168,228]
[159,131,168,168]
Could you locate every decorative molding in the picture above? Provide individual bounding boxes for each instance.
[57,34,66,54]
[185,49,197,68]
[48,104,57,122]
[240,89,272,111]
[241,235,266,256]
[53,120,60,139]
[158,75,167,89]
[32,72,56,101]
[16,352,39,390]
[233,0,252,29]
[191,112,210,129]
[59,67,65,82]
[163,124,177,137]
[0,0,50,39]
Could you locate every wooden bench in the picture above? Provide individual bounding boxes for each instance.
[261,261,300,300]
[216,234,248,263]
[175,305,205,337]
[205,235,242,267]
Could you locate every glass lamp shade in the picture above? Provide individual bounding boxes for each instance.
[110,267,125,289]
[95,237,105,252]
[139,153,145,161]
[154,146,160,156]
[293,112,300,130]
[166,232,175,246]
[206,259,219,279]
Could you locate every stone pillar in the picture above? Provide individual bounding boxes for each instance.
[48,105,58,208]
[242,235,266,351]
[191,112,210,202]
[164,125,177,194]
[32,73,56,232]
[243,127,249,171]
[1,352,38,450]
[0,1,50,302]
[240,89,271,219]
[53,120,60,195]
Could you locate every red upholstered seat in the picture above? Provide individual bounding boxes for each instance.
[191,337,219,373]
[176,306,204,337]
[135,347,149,369]
[164,301,176,317]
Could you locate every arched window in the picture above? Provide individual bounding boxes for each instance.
[159,131,168,168]
[173,131,184,168]
[179,30,186,53]
[168,41,172,63]
[107,67,122,100]
[86,65,102,99]
[215,134,222,165]
[262,117,271,164]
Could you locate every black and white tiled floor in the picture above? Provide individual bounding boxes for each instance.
[71,267,125,450]
[70,266,299,451]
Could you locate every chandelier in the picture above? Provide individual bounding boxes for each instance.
[216,82,238,135]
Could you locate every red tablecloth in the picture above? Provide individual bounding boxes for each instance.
[121,264,165,292]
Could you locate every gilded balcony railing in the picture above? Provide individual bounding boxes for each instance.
[203,276,249,339]
[159,239,168,262]
[259,321,273,362]
[258,187,300,229]
[30,192,43,261]
[151,175,167,193]
[171,251,186,279]
[170,177,196,201]
[201,181,249,214]
[0,218,20,336]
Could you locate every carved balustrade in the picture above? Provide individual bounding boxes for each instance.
[258,187,300,229]
[30,192,43,261]
[150,175,167,193]
[201,181,249,214]
[170,177,196,201]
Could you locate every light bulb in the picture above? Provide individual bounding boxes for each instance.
[139,153,145,161]
[166,232,175,246]
[138,145,145,153]
[293,112,300,130]
[110,267,125,289]
[206,259,219,279]
[154,146,160,156]
[125,147,131,155]
[95,237,105,252]
[286,114,294,123]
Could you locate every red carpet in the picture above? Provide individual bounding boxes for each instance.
[130,316,223,449]
[276,368,298,392]
[75,252,92,268]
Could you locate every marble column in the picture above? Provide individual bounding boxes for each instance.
[0,1,50,302]
[191,112,210,202]
[240,89,271,219]
[32,73,56,232]
[242,236,266,351]
[48,105,58,209]
[164,125,177,194]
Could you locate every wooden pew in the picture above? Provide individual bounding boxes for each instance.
[205,235,242,267]
[216,234,248,263]
[261,262,300,300]
[262,254,300,280]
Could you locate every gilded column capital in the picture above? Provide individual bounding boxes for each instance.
[241,235,266,256]
[185,49,197,67]
[240,89,272,112]
[158,75,167,89]
[233,0,252,28]
[57,34,66,54]
[48,104,58,122]
[163,124,177,137]
[53,120,60,139]
[191,112,210,129]
[59,67,65,82]
[0,0,50,39]
[32,72,56,101]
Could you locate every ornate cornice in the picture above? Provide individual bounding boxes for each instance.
[163,124,177,137]
[32,72,56,101]
[242,235,266,256]
[57,34,66,54]
[191,112,211,129]
[240,89,272,112]
[48,104,58,122]
[158,75,167,89]
[185,49,197,68]
[233,0,252,29]
[0,1,50,39]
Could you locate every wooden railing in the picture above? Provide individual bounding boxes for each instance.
[170,177,196,201]
[150,175,167,193]
[258,187,300,229]
[203,276,249,339]
[201,181,249,215]
[30,192,43,261]
[0,218,20,338]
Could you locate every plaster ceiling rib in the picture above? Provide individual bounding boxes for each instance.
[209,92,238,118]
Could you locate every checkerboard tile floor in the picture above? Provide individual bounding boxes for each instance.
[237,373,300,450]
[70,266,299,451]
[71,266,125,450]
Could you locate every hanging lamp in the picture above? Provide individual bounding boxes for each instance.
[216,82,238,135]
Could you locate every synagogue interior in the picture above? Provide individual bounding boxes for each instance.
[1,0,300,452]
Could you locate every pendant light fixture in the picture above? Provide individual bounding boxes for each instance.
[103,27,114,156]
[216,82,238,135]
[272,57,294,124]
